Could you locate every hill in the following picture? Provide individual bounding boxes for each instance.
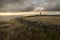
[0,16,60,40]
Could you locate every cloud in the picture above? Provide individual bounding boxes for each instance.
[0,0,35,12]
[0,0,44,12]
[0,0,60,12]
[44,0,60,11]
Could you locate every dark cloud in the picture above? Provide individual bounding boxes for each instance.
[0,0,35,12]
[0,0,60,12]
[0,0,4,8]
[44,0,60,11]
[20,7,35,12]
[44,4,60,11]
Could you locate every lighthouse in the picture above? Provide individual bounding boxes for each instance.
[40,12,41,15]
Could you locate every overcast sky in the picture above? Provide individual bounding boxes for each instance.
[0,0,60,12]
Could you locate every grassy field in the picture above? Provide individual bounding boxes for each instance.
[24,16,60,24]
[0,15,60,40]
